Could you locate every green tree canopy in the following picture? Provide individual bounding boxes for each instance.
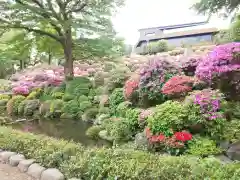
[0,0,125,78]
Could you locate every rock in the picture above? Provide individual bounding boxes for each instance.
[0,151,16,163]
[215,155,233,164]
[9,154,25,166]
[41,168,64,180]
[219,141,230,150]
[226,141,240,160]
[135,132,148,149]
[98,130,114,141]
[18,159,35,172]
[27,163,46,179]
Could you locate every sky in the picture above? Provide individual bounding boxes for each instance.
[112,0,230,45]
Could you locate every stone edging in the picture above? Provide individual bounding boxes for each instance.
[0,149,80,180]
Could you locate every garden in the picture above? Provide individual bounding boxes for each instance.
[0,42,240,179]
[0,0,240,179]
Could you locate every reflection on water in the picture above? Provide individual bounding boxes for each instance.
[9,118,111,147]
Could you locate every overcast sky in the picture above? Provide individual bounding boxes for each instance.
[112,0,230,45]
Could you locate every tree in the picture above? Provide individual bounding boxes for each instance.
[230,14,240,42]
[0,0,124,78]
[193,0,240,14]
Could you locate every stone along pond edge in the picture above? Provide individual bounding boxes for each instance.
[0,149,80,180]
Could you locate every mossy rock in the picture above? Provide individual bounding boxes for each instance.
[0,99,8,106]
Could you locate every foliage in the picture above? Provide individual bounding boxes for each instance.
[61,100,80,119]
[213,30,234,45]
[79,101,92,112]
[147,101,188,135]
[186,136,222,157]
[23,100,40,116]
[52,92,64,99]
[26,90,42,100]
[1,127,240,179]
[146,40,169,54]
[230,14,240,42]
[78,95,89,102]
[125,108,141,133]
[6,95,25,115]
[162,75,194,98]
[0,94,10,100]
[196,42,240,100]
[192,0,240,15]
[62,94,74,102]
[109,88,125,115]
[138,57,178,107]
[221,119,240,143]
[116,101,132,117]
[86,126,103,139]
[65,77,91,97]
[105,118,132,142]
[49,99,64,118]
[82,108,99,122]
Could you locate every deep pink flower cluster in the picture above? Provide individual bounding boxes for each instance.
[196,42,240,82]
[162,75,194,97]
[124,75,139,99]
[180,56,202,76]
[192,89,224,120]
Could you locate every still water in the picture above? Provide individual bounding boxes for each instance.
[8,118,111,147]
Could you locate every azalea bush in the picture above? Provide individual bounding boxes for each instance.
[123,74,139,104]
[146,128,193,155]
[180,56,202,76]
[13,86,30,96]
[184,89,226,138]
[138,57,178,107]
[196,42,240,100]
[162,75,194,98]
[147,101,188,135]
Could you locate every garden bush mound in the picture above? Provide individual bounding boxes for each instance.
[0,126,240,180]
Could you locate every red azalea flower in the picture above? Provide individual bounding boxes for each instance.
[157,134,165,141]
[174,131,192,142]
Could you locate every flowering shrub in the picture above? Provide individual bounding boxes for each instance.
[123,74,139,102]
[162,75,194,97]
[145,127,192,155]
[147,101,188,135]
[180,56,202,76]
[184,89,226,137]
[196,42,240,100]
[138,57,179,106]
[138,108,154,127]
[13,86,30,96]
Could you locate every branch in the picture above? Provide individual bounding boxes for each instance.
[15,0,64,36]
[0,23,62,43]
[68,3,87,13]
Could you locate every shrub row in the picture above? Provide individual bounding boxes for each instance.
[0,126,240,179]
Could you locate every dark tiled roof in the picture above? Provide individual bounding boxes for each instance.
[138,21,208,31]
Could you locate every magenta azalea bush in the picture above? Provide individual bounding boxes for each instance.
[196,42,240,100]
[184,89,226,137]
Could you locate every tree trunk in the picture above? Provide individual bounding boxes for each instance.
[48,49,52,65]
[20,60,24,70]
[63,29,73,80]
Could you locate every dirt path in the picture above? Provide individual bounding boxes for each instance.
[0,163,35,180]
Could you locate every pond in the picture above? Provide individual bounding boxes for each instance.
[3,116,111,147]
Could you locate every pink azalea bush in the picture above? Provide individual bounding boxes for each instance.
[196,42,240,100]
[138,57,179,106]
[13,86,30,95]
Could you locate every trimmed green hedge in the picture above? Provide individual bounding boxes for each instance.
[0,126,240,179]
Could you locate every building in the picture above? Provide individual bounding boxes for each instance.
[134,21,219,54]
